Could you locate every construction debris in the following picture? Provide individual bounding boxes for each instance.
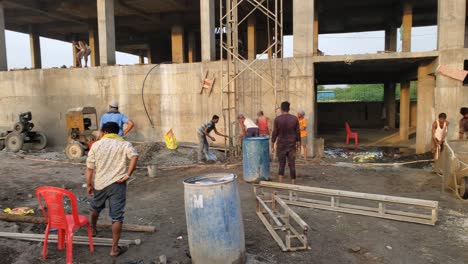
[255,193,310,252]
[0,213,156,232]
[255,181,438,226]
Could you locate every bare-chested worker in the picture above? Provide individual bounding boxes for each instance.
[73,41,91,67]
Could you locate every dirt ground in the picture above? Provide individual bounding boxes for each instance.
[0,146,468,264]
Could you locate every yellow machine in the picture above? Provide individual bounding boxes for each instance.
[65,107,99,159]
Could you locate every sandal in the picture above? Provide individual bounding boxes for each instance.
[110,246,128,257]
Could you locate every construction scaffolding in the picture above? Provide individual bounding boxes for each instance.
[219,0,284,155]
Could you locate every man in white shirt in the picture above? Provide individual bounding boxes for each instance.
[238,114,259,137]
[86,122,138,257]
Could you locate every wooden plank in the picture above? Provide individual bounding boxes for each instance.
[284,200,436,226]
[256,211,287,251]
[258,181,439,208]
[0,214,156,233]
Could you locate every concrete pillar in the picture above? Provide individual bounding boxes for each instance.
[313,9,319,56]
[147,48,152,64]
[0,2,7,71]
[171,25,185,63]
[247,16,256,60]
[200,0,215,61]
[384,26,397,129]
[416,63,436,153]
[29,29,42,69]
[188,31,196,63]
[438,0,466,50]
[139,50,145,64]
[97,0,116,66]
[88,27,100,66]
[292,0,315,156]
[384,83,396,129]
[402,3,412,52]
[73,43,78,67]
[293,0,314,57]
[385,26,397,52]
[400,81,411,140]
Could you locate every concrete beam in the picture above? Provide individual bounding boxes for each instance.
[171,25,185,63]
[293,0,314,57]
[247,16,256,60]
[0,2,7,71]
[400,81,411,140]
[29,28,41,69]
[438,0,466,50]
[200,0,215,61]
[402,3,412,52]
[188,31,196,63]
[88,27,100,67]
[97,0,116,66]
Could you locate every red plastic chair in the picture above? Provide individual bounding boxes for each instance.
[345,122,359,146]
[36,186,94,264]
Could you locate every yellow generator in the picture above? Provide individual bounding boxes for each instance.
[65,107,99,159]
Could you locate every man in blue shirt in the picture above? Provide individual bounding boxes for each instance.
[100,101,135,137]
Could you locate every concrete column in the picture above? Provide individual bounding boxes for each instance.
[147,48,152,64]
[416,62,436,153]
[97,0,116,66]
[400,81,411,140]
[200,0,215,61]
[73,43,78,67]
[293,0,314,57]
[138,50,145,64]
[188,31,196,63]
[385,26,397,52]
[402,3,412,52]
[384,83,396,129]
[171,25,185,63]
[384,26,397,129]
[0,2,7,71]
[313,9,319,56]
[438,0,466,50]
[29,29,41,69]
[88,27,100,66]
[247,16,256,60]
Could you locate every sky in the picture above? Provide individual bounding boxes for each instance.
[5,26,437,70]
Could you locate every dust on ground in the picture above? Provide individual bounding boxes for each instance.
[0,147,468,264]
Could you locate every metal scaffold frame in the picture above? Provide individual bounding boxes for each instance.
[220,0,284,155]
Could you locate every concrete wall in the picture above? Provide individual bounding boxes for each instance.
[0,63,226,147]
[0,58,310,148]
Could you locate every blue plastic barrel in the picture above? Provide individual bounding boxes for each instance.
[183,173,246,264]
[242,136,270,183]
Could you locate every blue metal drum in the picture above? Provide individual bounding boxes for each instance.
[242,136,270,183]
[183,173,246,264]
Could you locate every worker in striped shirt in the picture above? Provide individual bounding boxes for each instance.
[197,115,228,163]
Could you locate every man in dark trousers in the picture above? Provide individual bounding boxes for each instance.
[271,101,301,184]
